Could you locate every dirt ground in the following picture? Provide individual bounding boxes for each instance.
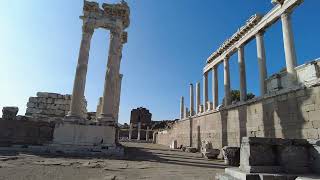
[0,142,226,180]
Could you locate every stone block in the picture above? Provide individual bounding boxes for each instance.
[2,107,19,120]
[48,93,58,98]
[309,143,320,174]
[37,92,49,98]
[279,145,310,174]
[27,102,36,108]
[29,97,37,103]
[222,146,240,166]
[312,121,320,129]
[309,111,320,121]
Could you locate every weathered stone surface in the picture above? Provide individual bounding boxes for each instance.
[26,92,87,119]
[279,145,310,174]
[222,146,240,166]
[185,147,197,153]
[2,107,19,120]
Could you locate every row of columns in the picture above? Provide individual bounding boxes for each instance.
[180,11,298,119]
[68,21,126,125]
[128,123,152,141]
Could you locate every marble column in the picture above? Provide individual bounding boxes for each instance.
[238,46,247,101]
[184,107,189,118]
[129,123,133,140]
[146,126,150,141]
[212,66,218,110]
[137,122,141,140]
[68,23,94,118]
[189,84,194,116]
[180,96,185,119]
[224,57,231,106]
[256,31,268,96]
[196,82,201,114]
[203,72,209,111]
[113,74,123,123]
[281,12,298,86]
[99,25,123,124]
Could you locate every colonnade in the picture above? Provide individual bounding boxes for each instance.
[180,0,300,119]
[128,123,153,141]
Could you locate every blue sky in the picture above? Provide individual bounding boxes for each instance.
[0,0,319,124]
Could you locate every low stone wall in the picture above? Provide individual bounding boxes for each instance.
[156,85,320,150]
[26,92,87,119]
[0,119,55,145]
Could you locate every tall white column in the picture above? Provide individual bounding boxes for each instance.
[189,83,194,116]
[281,12,298,86]
[137,122,141,140]
[113,74,123,123]
[212,66,219,109]
[99,24,123,124]
[196,82,201,114]
[256,31,267,96]
[224,57,231,106]
[68,23,94,119]
[238,46,247,101]
[203,72,209,111]
[184,107,189,118]
[180,96,185,119]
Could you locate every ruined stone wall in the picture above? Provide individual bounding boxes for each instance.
[0,119,55,145]
[26,92,87,119]
[156,85,320,149]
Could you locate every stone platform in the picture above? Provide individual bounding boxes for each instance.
[217,168,320,180]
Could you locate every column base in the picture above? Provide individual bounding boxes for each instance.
[65,113,86,124]
[97,114,116,126]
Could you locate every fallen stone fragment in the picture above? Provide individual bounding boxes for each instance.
[82,161,105,168]
[222,146,240,166]
[185,147,197,153]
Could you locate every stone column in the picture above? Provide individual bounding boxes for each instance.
[256,31,268,96]
[212,66,218,110]
[129,123,133,140]
[189,83,194,116]
[203,72,209,111]
[281,12,298,86]
[146,126,150,141]
[238,46,247,101]
[137,122,141,140]
[113,74,123,123]
[184,107,189,118]
[224,57,231,106]
[180,96,185,119]
[68,23,94,119]
[99,24,124,124]
[196,82,201,114]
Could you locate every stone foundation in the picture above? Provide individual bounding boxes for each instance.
[0,119,55,146]
[53,123,116,146]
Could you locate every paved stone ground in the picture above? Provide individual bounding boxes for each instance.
[0,142,226,180]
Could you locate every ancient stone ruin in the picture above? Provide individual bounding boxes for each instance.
[0,0,130,157]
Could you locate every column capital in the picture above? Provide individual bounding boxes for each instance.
[281,11,292,19]
[82,22,95,34]
[256,30,266,37]
[224,55,230,60]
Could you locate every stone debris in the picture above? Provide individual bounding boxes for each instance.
[26,92,87,119]
[34,159,77,166]
[201,140,220,159]
[222,146,240,166]
[82,161,105,168]
[185,147,197,153]
[0,162,15,168]
[0,156,19,161]
[2,107,19,120]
